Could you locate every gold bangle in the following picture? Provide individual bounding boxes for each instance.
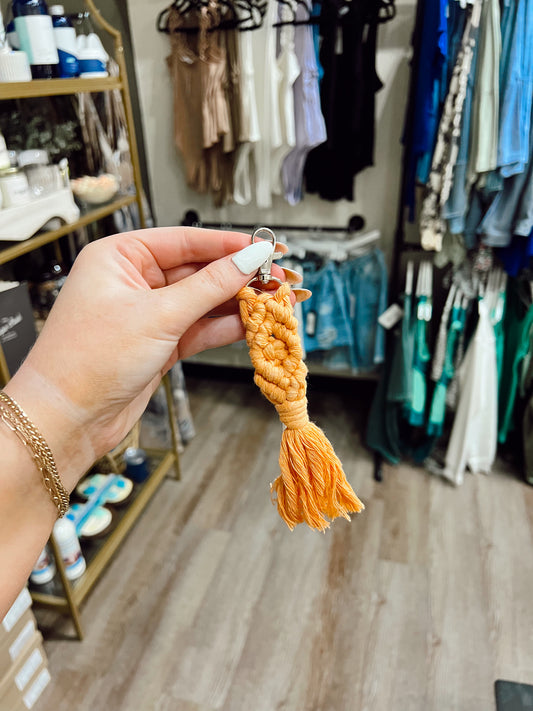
[0,391,69,518]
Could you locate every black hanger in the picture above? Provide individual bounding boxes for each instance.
[272,0,318,27]
[237,0,267,31]
[157,0,265,34]
[156,6,172,33]
[378,0,396,23]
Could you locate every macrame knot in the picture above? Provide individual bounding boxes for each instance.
[237,282,364,532]
[276,399,309,429]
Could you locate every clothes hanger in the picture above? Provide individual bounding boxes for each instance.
[378,0,396,24]
[235,0,267,31]
[273,0,319,27]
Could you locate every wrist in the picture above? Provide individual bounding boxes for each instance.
[3,365,96,494]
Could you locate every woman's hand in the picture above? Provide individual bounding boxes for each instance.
[4,227,294,489]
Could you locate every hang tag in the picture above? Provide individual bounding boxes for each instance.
[335,27,343,55]
[378,304,404,330]
[349,294,356,320]
[306,310,317,337]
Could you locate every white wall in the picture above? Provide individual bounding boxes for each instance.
[126,0,416,264]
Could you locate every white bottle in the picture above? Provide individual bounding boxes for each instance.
[50,5,78,78]
[30,546,56,585]
[53,517,86,581]
[0,132,10,172]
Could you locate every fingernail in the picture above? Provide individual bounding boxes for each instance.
[232,242,274,275]
[282,267,304,285]
[293,288,312,303]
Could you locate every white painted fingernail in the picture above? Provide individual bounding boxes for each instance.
[232,241,274,274]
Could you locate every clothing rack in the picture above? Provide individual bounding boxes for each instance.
[181,210,366,234]
[390,0,426,297]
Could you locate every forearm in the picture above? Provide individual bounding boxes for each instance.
[0,423,58,619]
[0,365,96,618]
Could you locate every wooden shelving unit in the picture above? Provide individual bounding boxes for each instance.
[0,76,122,101]
[30,451,176,639]
[0,195,136,265]
[1,0,182,639]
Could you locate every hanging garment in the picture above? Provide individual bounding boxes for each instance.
[341,248,388,371]
[407,293,432,426]
[442,2,478,236]
[300,261,354,356]
[499,0,518,90]
[233,32,261,205]
[497,0,533,178]
[415,0,450,185]
[281,1,326,206]
[443,300,498,485]
[428,292,466,437]
[430,284,457,383]
[477,111,533,247]
[212,25,242,206]
[467,0,501,179]
[304,0,383,202]
[443,6,480,235]
[311,0,324,86]
[251,0,282,208]
[498,279,533,444]
[402,0,449,216]
[166,5,229,196]
[366,288,416,465]
[419,0,483,251]
[271,18,300,196]
[498,232,533,278]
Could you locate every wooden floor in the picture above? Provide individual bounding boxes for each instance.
[36,369,533,711]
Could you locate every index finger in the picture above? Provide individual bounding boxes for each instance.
[122,226,286,271]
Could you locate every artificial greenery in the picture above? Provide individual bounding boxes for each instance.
[0,104,83,161]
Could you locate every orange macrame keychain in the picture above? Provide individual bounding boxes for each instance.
[237,228,364,532]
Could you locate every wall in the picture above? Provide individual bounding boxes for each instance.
[128,0,416,262]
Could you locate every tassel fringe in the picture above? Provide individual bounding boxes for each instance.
[272,422,364,531]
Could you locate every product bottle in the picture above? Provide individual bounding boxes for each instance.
[3,4,20,49]
[0,133,10,172]
[5,20,19,49]
[53,517,86,581]
[50,5,78,78]
[12,0,59,79]
[30,545,56,585]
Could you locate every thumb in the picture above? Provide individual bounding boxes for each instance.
[157,241,274,332]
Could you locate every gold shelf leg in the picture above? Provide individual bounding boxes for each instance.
[49,533,84,640]
[84,0,146,229]
[0,344,11,387]
[163,373,181,480]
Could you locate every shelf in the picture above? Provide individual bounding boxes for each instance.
[0,194,136,265]
[0,76,123,101]
[30,450,176,609]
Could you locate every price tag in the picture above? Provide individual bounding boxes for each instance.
[305,310,317,337]
[378,304,404,330]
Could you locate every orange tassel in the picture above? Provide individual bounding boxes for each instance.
[237,282,364,531]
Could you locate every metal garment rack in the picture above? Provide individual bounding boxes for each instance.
[181,209,367,234]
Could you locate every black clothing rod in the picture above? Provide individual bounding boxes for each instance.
[181,210,366,233]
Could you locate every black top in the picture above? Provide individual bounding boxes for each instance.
[304,0,383,202]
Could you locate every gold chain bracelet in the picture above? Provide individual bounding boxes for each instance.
[0,391,69,517]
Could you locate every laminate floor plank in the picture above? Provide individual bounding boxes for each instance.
[35,373,533,711]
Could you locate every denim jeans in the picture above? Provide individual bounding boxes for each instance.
[342,248,388,371]
[497,0,533,177]
[301,261,353,355]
